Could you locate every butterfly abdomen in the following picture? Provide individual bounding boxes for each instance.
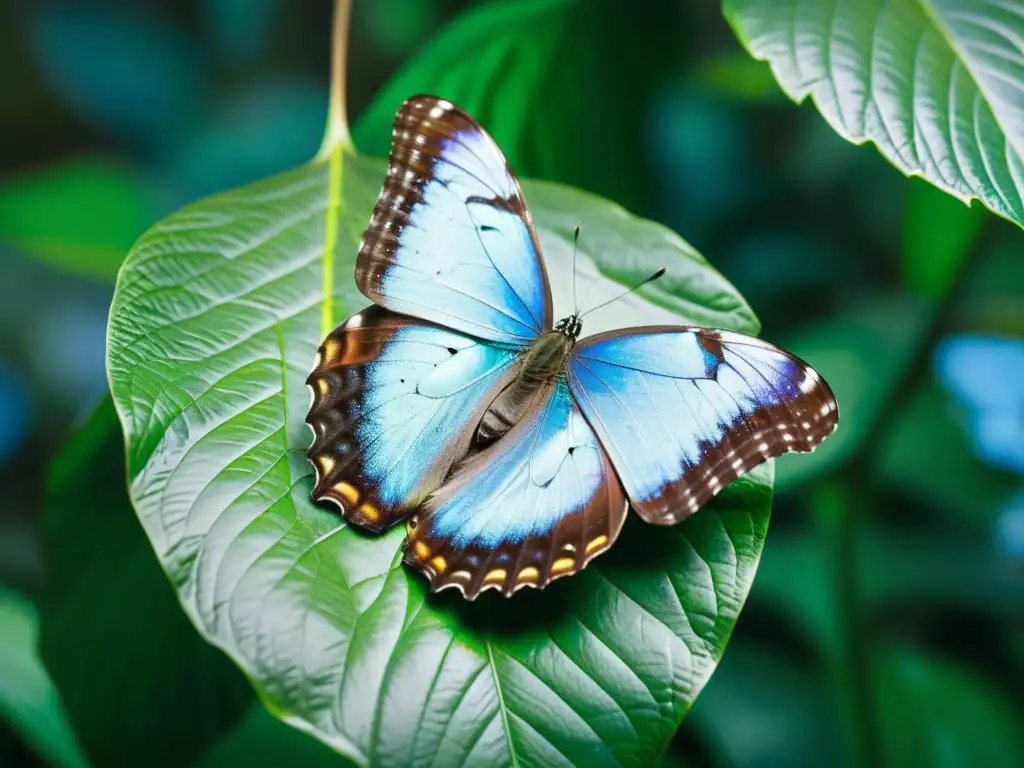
[475,332,572,446]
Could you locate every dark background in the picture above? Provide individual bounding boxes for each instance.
[1,0,1022,766]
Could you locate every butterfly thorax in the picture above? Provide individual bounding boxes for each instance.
[554,312,583,342]
[474,329,575,447]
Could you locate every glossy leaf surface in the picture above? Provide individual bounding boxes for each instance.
[725,0,1024,230]
[39,398,355,765]
[353,0,677,213]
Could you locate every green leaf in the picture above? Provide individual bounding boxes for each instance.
[0,588,86,768]
[106,128,772,763]
[353,0,675,213]
[874,645,1024,767]
[39,399,254,765]
[902,178,987,299]
[40,398,354,765]
[0,156,157,281]
[774,294,931,491]
[746,527,840,652]
[690,52,785,102]
[724,0,1024,230]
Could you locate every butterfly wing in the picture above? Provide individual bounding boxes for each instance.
[355,95,553,344]
[567,327,839,524]
[306,306,520,532]
[404,380,627,599]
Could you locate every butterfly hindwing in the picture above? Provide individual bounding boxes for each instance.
[404,379,627,599]
[356,95,553,343]
[306,306,520,532]
[567,327,839,524]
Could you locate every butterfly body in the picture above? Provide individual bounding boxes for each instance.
[306,95,839,599]
[520,325,577,382]
[475,328,574,446]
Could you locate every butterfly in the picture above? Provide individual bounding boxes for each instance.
[305,95,839,599]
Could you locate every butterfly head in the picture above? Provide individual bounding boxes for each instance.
[555,313,583,343]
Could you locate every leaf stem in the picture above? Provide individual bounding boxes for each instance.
[319,0,353,156]
[318,0,352,335]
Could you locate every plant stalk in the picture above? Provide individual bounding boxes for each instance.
[320,0,353,156]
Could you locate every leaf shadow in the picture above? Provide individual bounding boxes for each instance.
[424,515,700,640]
[422,476,772,644]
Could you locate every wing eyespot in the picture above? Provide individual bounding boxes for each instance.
[517,567,540,585]
[585,535,608,556]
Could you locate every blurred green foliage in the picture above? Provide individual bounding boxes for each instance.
[0,588,85,768]
[0,0,1021,766]
[0,157,157,282]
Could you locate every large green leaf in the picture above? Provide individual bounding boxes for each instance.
[353,0,677,213]
[724,0,1024,230]
[106,119,774,763]
[39,398,357,765]
[774,294,930,491]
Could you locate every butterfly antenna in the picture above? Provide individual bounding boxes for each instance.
[571,225,581,314]
[580,267,666,317]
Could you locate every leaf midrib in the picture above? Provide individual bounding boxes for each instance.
[320,145,345,337]
[487,641,521,768]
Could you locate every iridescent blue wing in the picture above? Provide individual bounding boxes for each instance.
[355,95,552,344]
[306,306,520,532]
[567,327,839,524]
[404,380,627,599]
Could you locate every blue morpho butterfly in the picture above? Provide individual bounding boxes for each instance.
[305,95,839,599]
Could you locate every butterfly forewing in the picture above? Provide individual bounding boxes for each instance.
[404,380,627,599]
[566,326,839,524]
[305,306,520,531]
[355,95,553,343]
